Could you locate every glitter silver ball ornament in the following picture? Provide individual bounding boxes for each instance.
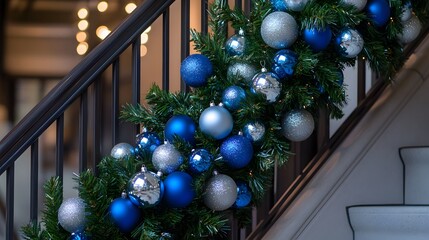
[152,143,183,174]
[284,0,309,11]
[335,28,364,58]
[243,121,266,143]
[281,109,315,142]
[397,15,422,44]
[341,0,367,11]
[204,173,238,211]
[400,2,412,22]
[111,142,135,159]
[58,197,87,233]
[199,105,234,140]
[251,68,282,103]
[261,11,298,49]
[227,62,258,84]
[127,166,163,208]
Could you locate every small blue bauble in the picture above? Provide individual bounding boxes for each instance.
[243,121,266,143]
[163,172,195,208]
[180,54,213,87]
[226,34,246,56]
[109,197,142,233]
[303,26,332,52]
[69,232,88,240]
[234,181,252,208]
[366,0,391,27]
[111,143,135,159]
[222,86,246,111]
[199,105,234,140]
[165,115,196,145]
[136,131,161,154]
[220,135,254,169]
[189,149,213,174]
[272,49,298,79]
[270,0,287,11]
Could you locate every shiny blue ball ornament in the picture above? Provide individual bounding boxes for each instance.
[189,149,213,174]
[222,86,246,111]
[180,54,213,87]
[226,30,246,57]
[303,26,332,52]
[164,115,196,145]
[163,172,195,208]
[69,232,88,240]
[234,181,252,208]
[366,0,391,27]
[220,135,254,169]
[272,49,298,79]
[109,196,142,233]
[199,105,234,140]
[270,0,287,11]
[136,131,161,154]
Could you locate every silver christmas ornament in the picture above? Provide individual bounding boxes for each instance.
[261,11,298,49]
[284,0,309,11]
[127,166,163,208]
[281,109,315,142]
[199,104,234,140]
[227,62,258,84]
[204,172,238,211]
[397,15,422,44]
[341,0,367,11]
[251,68,282,103]
[58,197,87,233]
[335,28,364,58]
[152,143,183,174]
[243,121,266,143]
[400,2,413,22]
[111,142,135,159]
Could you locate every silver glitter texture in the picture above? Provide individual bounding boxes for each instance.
[399,2,412,22]
[227,62,258,84]
[128,168,163,208]
[110,142,134,159]
[58,197,87,233]
[243,121,266,142]
[341,0,367,11]
[152,143,183,174]
[281,109,315,142]
[284,0,309,11]
[336,28,364,58]
[251,71,282,103]
[397,15,422,44]
[199,106,233,140]
[204,174,237,211]
[261,11,298,49]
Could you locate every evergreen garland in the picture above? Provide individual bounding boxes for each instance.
[24,0,428,239]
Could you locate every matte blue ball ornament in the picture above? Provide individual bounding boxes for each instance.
[225,29,246,57]
[164,115,196,145]
[163,172,195,208]
[234,181,252,208]
[199,104,234,140]
[69,232,88,240]
[303,26,332,52]
[251,68,282,103]
[180,54,213,87]
[111,143,135,159]
[128,166,164,208]
[366,0,391,27]
[189,149,213,174]
[261,11,298,49]
[272,49,298,79]
[243,121,266,143]
[220,135,254,169]
[109,193,142,233]
[335,28,364,58]
[270,0,287,11]
[222,86,246,111]
[136,131,161,154]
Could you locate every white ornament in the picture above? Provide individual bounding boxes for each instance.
[397,15,422,44]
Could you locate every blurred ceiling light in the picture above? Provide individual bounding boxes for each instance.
[96,25,111,40]
[77,42,89,55]
[97,1,108,12]
[144,26,151,33]
[78,20,89,31]
[140,33,149,44]
[76,32,87,42]
[77,8,88,19]
[125,3,137,14]
[140,45,147,57]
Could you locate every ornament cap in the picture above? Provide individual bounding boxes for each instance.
[238,131,243,136]
[210,102,215,107]
[213,170,219,176]
[238,28,245,35]
[218,102,224,107]
[141,165,147,172]
[157,171,163,177]
[121,192,127,199]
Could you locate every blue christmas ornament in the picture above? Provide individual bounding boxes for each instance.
[189,149,213,174]
[366,0,391,27]
[270,0,287,11]
[199,104,234,140]
[225,30,246,56]
[220,135,254,169]
[163,172,195,208]
[234,181,252,208]
[180,54,213,87]
[272,49,298,79]
[164,115,196,145]
[136,131,161,154]
[69,232,88,240]
[109,195,142,233]
[222,86,246,111]
[303,26,332,52]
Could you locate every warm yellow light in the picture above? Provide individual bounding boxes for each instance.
[78,20,89,31]
[76,31,87,42]
[125,3,137,14]
[143,26,151,33]
[77,42,89,55]
[140,33,149,44]
[140,45,147,57]
[77,8,88,19]
[96,25,111,40]
[97,1,109,12]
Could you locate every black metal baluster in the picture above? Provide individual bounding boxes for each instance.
[6,164,14,240]
[112,58,120,146]
[201,0,208,35]
[235,0,242,10]
[357,58,366,103]
[163,9,170,91]
[93,80,102,173]
[244,0,252,15]
[79,92,88,173]
[181,0,190,92]
[30,140,39,221]
[56,115,64,179]
[132,38,141,134]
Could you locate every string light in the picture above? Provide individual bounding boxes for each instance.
[97,1,109,12]
[78,20,89,31]
[77,8,88,19]
[96,26,111,40]
[125,3,137,14]
[77,42,89,55]
[76,32,87,42]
